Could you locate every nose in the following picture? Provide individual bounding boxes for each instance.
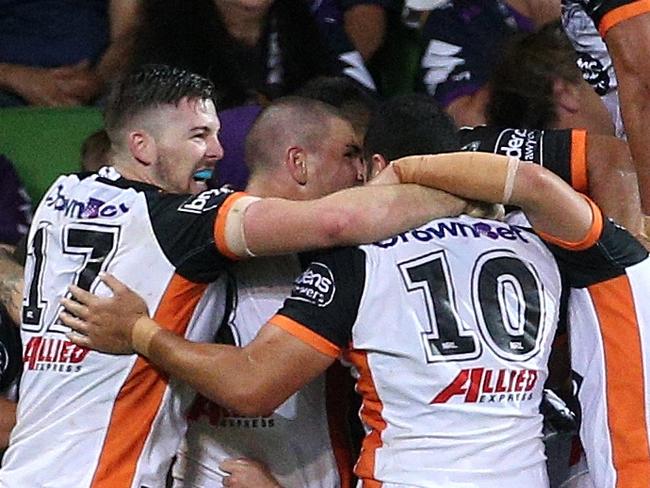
[353,156,367,184]
[206,134,224,161]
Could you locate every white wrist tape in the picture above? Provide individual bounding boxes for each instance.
[502,157,520,205]
[224,195,261,258]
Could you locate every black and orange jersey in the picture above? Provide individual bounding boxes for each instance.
[541,204,650,488]
[458,126,589,193]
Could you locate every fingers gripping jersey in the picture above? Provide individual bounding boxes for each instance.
[273,215,564,487]
[544,215,650,488]
[0,167,245,488]
[173,255,351,488]
[458,126,589,193]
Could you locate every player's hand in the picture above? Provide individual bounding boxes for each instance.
[219,458,283,488]
[59,273,148,354]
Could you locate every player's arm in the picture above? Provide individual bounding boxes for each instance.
[579,0,650,212]
[586,133,645,236]
[60,274,335,417]
[0,246,23,325]
[393,152,594,243]
[234,184,467,257]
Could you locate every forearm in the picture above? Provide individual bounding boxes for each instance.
[0,247,23,324]
[394,153,594,242]
[143,328,270,415]
[0,63,21,93]
[243,184,467,256]
[606,14,650,212]
[344,4,386,61]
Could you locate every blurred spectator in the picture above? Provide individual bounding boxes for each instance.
[0,0,138,107]
[416,0,559,127]
[0,156,31,246]
[561,0,623,136]
[80,129,112,172]
[297,75,379,139]
[132,0,375,109]
[487,22,614,135]
[335,0,394,62]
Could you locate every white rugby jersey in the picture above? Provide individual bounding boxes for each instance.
[542,208,650,488]
[271,215,564,487]
[0,167,245,488]
[172,255,352,488]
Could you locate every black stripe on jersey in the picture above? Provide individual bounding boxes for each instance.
[0,307,22,391]
[546,219,649,288]
[280,247,367,349]
[458,126,573,184]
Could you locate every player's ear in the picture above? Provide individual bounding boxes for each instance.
[287,147,308,185]
[369,154,388,180]
[127,130,157,166]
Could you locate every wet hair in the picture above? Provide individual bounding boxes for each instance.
[297,76,379,136]
[103,64,216,138]
[363,93,459,162]
[487,22,582,129]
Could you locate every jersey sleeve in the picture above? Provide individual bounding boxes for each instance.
[459,126,588,192]
[540,202,648,288]
[146,188,249,283]
[269,247,367,358]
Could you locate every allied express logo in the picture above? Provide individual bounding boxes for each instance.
[431,367,539,404]
[23,336,89,372]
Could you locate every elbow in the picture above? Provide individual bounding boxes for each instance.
[210,384,281,418]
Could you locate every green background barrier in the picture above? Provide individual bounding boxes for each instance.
[0,107,103,204]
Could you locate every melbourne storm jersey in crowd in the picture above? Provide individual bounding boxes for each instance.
[173,255,351,488]
[458,126,589,193]
[0,167,244,488]
[543,206,650,488]
[271,214,564,487]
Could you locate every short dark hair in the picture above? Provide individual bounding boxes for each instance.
[363,94,459,162]
[297,76,378,137]
[487,22,582,129]
[104,64,216,136]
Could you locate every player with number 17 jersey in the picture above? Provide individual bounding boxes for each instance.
[0,167,246,488]
[272,213,565,487]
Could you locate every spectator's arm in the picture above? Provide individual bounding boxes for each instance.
[93,0,140,91]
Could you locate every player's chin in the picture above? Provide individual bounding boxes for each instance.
[189,178,208,194]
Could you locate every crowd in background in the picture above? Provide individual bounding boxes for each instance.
[2,1,650,487]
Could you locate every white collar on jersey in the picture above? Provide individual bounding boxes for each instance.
[97,166,122,181]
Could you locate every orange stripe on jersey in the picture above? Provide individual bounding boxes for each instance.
[270,314,341,358]
[570,129,588,193]
[325,362,355,488]
[599,0,650,37]
[590,275,650,487]
[214,192,248,261]
[91,274,207,488]
[346,349,386,488]
[537,196,603,251]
